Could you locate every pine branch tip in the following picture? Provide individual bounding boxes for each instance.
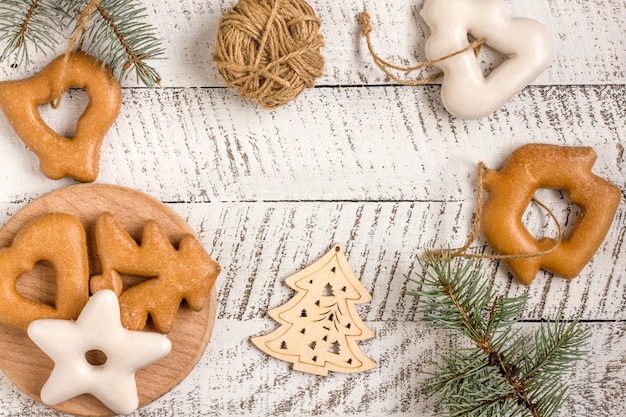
[406,255,588,416]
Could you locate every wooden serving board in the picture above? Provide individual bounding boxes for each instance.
[0,184,217,416]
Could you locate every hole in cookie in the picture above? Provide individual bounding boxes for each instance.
[466,34,506,78]
[523,189,580,241]
[16,260,56,308]
[38,88,89,138]
[85,349,107,366]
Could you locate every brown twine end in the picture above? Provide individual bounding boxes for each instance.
[359,11,485,86]
[359,11,373,37]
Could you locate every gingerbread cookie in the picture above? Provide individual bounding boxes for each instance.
[481,144,621,285]
[421,0,553,119]
[0,213,89,332]
[28,290,172,415]
[91,212,220,334]
[0,52,121,182]
[0,184,219,416]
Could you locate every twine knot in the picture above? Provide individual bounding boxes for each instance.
[359,12,373,37]
[52,0,102,109]
[213,0,325,109]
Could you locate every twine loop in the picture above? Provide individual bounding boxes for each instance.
[52,0,101,109]
[430,162,563,262]
[213,0,325,109]
[359,11,485,86]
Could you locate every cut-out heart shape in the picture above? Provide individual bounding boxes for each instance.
[421,0,553,119]
[481,144,621,285]
[0,213,90,332]
[0,52,122,182]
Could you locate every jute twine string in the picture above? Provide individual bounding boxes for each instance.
[359,11,485,86]
[213,0,324,109]
[431,162,563,261]
[51,0,101,109]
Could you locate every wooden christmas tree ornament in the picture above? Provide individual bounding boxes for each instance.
[0,52,122,182]
[481,144,621,285]
[252,244,376,376]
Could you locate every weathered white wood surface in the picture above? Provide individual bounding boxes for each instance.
[1,320,625,416]
[0,0,624,416]
[0,85,624,203]
[2,0,623,86]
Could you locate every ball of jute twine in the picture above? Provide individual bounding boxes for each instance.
[213,0,324,109]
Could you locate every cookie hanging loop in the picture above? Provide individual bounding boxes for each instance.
[429,161,563,262]
[358,11,484,86]
[51,0,101,109]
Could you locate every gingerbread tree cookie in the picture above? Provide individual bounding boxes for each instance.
[252,244,376,376]
[90,212,221,334]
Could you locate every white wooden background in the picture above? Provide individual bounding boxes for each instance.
[0,0,624,415]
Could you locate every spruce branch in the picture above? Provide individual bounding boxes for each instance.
[61,0,164,87]
[0,0,164,88]
[408,253,590,417]
[0,0,67,68]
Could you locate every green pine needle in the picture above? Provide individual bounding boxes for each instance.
[81,0,164,87]
[0,0,164,88]
[0,0,66,68]
[61,0,164,87]
[408,252,590,417]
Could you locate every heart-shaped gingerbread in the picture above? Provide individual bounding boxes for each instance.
[0,213,90,332]
[421,0,553,119]
[0,52,121,182]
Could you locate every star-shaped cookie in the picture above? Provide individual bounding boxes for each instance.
[27,290,171,415]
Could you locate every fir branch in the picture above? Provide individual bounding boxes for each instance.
[521,320,590,416]
[409,253,589,417]
[0,0,66,68]
[75,0,164,87]
[0,0,164,88]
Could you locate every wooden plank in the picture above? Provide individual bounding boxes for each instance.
[1,200,623,321]
[0,320,623,416]
[1,0,622,87]
[181,201,626,322]
[0,85,623,203]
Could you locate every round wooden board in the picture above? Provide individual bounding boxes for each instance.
[0,184,217,416]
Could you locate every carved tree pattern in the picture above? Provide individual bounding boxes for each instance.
[252,244,376,376]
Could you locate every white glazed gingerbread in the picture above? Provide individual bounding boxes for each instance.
[421,0,553,119]
[28,290,171,415]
